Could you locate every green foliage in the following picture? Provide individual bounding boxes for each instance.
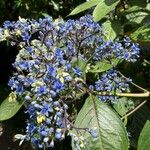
[0,0,149,149]
[130,25,150,42]
[124,6,149,24]
[113,97,134,116]
[72,95,129,150]
[0,0,85,23]
[89,58,120,73]
[69,1,150,149]
[0,92,24,121]
[69,0,120,22]
[93,0,120,22]
[127,103,150,149]
[69,0,100,16]
[138,121,150,150]
[102,20,123,40]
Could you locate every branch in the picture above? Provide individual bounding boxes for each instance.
[121,100,147,119]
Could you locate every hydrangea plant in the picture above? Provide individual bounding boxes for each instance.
[0,15,147,150]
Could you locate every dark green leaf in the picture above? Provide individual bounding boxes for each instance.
[128,0,148,8]
[138,121,150,150]
[0,92,24,121]
[93,0,120,22]
[72,95,129,150]
[69,0,100,16]
[128,103,150,149]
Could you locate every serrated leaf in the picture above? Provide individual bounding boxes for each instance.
[138,121,150,150]
[72,95,129,150]
[89,58,119,73]
[93,0,120,22]
[69,0,100,16]
[130,25,150,42]
[0,93,24,121]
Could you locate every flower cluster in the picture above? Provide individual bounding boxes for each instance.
[94,69,132,102]
[94,37,140,62]
[0,15,140,149]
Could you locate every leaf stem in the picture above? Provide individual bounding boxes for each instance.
[117,71,148,93]
[92,91,150,98]
[121,100,147,119]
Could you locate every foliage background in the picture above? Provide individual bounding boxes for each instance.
[0,0,149,150]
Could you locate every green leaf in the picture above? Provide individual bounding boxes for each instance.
[138,121,150,150]
[128,0,148,8]
[72,95,129,150]
[102,20,122,40]
[124,6,148,24]
[93,0,120,22]
[89,58,120,73]
[113,97,134,116]
[130,25,150,42]
[146,3,150,11]
[51,0,59,11]
[0,92,24,121]
[128,103,150,149]
[69,0,100,16]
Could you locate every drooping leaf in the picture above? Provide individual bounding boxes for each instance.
[0,92,24,121]
[69,0,100,16]
[130,25,150,42]
[89,58,120,73]
[137,121,150,150]
[93,0,120,22]
[72,95,129,150]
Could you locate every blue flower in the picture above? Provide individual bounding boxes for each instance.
[21,32,31,41]
[40,102,53,116]
[52,80,64,92]
[47,66,56,77]
[38,86,47,94]
[73,67,81,76]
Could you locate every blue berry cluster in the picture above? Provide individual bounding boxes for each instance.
[0,15,140,149]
